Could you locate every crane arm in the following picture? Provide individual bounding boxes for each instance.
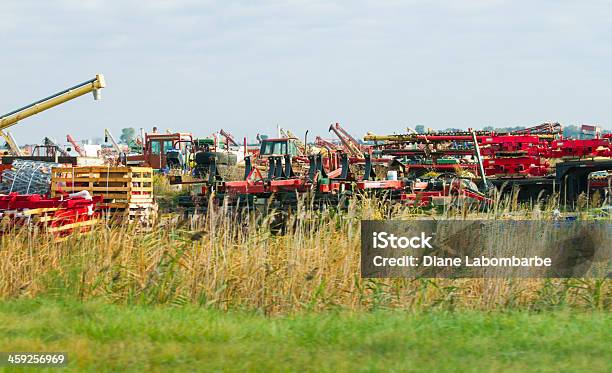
[333,123,360,148]
[44,137,70,157]
[315,136,340,150]
[0,74,106,132]
[329,123,363,157]
[315,136,342,155]
[67,134,85,156]
[0,130,23,156]
[219,129,239,146]
[104,128,123,154]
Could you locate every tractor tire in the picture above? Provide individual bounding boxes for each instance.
[195,151,215,165]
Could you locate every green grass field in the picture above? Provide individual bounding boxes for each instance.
[0,299,609,372]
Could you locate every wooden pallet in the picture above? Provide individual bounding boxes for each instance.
[101,202,159,225]
[51,166,154,204]
[50,166,158,225]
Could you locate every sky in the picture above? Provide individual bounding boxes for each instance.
[1,0,611,144]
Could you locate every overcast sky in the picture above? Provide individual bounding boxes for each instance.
[1,0,611,144]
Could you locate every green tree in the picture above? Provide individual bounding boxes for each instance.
[563,125,580,138]
[120,127,136,144]
[415,125,425,134]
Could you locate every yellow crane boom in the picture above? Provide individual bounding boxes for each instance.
[1,131,23,156]
[0,74,105,135]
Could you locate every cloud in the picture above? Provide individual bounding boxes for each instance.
[0,0,610,143]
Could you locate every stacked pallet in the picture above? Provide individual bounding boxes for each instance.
[50,166,157,224]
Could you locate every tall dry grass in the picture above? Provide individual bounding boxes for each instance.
[0,194,609,315]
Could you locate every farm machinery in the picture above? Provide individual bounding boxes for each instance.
[126,131,194,170]
[144,120,611,214]
[0,190,103,239]
[364,123,612,203]
[180,149,493,214]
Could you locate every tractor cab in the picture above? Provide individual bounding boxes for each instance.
[166,139,195,171]
[259,137,300,158]
[127,132,193,169]
[194,138,215,152]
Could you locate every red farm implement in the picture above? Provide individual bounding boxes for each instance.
[0,193,103,239]
[182,151,493,214]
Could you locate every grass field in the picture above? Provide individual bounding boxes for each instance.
[0,194,609,371]
[1,207,609,313]
[0,298,609,372]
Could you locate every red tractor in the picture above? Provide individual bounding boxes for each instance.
[127,132,193,169]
